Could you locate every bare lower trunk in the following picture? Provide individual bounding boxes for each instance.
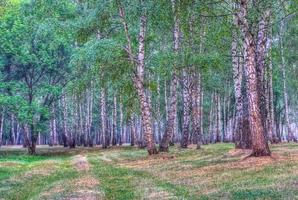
[244,39,270,156]
[101,88,108,149]
[112,95,117,146]
[191,73,202,149]
[119,99,123,145]
[181,69,191,148]
[130,116,136,146]
[215,94,221,143]
[10,114,15,145]
[62,95,69,147]
[160,72,178,152]
[267,47,277,143]
[23,124,37,155]
[49,104,58,146]
[280,18,296,142]
[0,109,4,146]
[232,15,246,149]
[208,93,215,143]
[160,0,180,152]
[134,76,157,154]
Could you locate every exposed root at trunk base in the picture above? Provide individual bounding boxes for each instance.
[250,150,271,157]
[148,148,159,155]
[159,146,169,153]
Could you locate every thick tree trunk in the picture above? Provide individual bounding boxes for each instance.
[244,37,270,155]
[256,10,271,137]
[23,124,37,155]
[236,0,270,156]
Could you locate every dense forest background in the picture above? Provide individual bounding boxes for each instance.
[0,0,297,155]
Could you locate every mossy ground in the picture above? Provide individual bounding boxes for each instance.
[0,143,297,200]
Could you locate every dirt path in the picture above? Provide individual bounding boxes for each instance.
[40,154,103,200]
[72,155,90,171]
[70,154,103,200]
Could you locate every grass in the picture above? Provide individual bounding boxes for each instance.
[0,143,297,199]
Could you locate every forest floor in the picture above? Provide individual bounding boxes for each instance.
[0,143,298,200]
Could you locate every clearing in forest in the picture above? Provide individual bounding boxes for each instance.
[0,143,298,200]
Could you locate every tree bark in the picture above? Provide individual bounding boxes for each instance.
[101,88,108,148]
[191,73,202,149]
[112,95,117,146]
[0,109,4,146]
[119,98,123,145]
[279,17,296,142]
[118,1,157,154]
[160,0,179,152]
[62,94,75,148]
[130,116,136,146]
[215,94,221,143]
[180,69,191,148]
[266,34,277,143]
[236,0,271,156]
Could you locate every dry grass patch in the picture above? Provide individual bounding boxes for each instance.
[72,155,90,171]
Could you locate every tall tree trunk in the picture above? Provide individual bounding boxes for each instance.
[181,69,191,148]
[134,14,157,154]
[79,101,84,146]
[215,94,221,143]
[23,123,37,155]
[191,73,202,149]
[101,88,108,149]
[156,77,162,144]
[118,1,157,155]
[130,116,136,146]
[160,0,179,152]
[16,123,20,145]
[119,98,123,145]
[112,95,117,146]
[88,89,93,147]
[0,109,4,146]
[236,0,270,156]
[10,114,15,145]
[232,15,245,148]
[208,93,215,143]
[280,17,296,142]
[49,104,57,146]
[62,94,69,147]
[256,10,271,133]
[266,35,277,143]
